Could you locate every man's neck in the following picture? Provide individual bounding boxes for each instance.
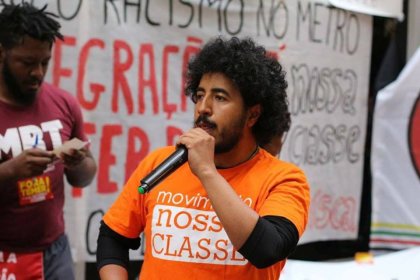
[214,139,259,169]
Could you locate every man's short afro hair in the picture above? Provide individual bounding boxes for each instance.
[0,3,63,49]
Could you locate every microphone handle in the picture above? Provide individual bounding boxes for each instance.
[138,146,188,194]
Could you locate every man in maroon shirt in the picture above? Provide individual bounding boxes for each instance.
[0,3,97,279]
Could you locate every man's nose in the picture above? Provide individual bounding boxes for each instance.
[197,95,213,115]
[30,64,45,80]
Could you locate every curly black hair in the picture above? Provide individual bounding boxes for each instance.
[185,36,291,146]
[0,3,63,49]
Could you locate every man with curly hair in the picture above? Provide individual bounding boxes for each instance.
[97,37,310,280]
[0,3,96,279]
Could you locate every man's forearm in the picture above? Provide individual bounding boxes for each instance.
[199,170,259,250]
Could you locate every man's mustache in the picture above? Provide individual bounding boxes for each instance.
[27,78,42,85]
[195,115,217,129]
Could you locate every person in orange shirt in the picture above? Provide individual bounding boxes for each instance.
[97,37,310,280]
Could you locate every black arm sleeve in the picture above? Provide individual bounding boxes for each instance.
[96,220,141,271]
[238,216,299,269]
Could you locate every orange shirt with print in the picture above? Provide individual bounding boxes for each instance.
[104,146,310,280]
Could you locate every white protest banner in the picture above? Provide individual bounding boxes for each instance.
[0,0,372,261]
[370,48,420,250]
[280,247,420,280]
[329,0,404,20]
[278,3,372,243]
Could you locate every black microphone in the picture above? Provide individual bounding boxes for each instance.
[138,145,188,194]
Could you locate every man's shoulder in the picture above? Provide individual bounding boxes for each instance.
[258,148,305,174]
[41,82,74,99]
[41,82,68,94]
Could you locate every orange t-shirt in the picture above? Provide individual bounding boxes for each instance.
[104,147,310,280]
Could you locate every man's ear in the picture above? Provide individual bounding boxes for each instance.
[247,104,261,127]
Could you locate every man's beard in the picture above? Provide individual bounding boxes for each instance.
[2,60,38,105]
[195,113,246,154]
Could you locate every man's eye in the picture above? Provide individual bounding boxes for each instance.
[215,95,226,101]
[195,93,205,100]
[22,61,35,66]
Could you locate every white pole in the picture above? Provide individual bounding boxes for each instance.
[407,0,420,60]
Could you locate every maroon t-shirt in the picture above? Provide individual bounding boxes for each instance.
[0,82,87,252]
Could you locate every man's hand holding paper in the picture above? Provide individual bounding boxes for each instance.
[53,138,90,169]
